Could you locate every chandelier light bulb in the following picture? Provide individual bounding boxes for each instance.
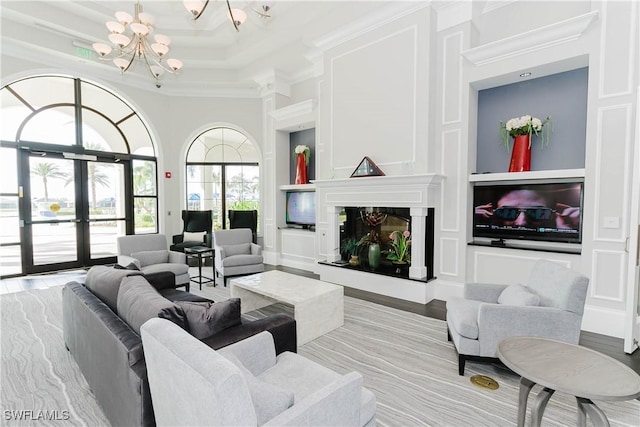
[129,22,149,36]
[92,43,112,57]
[183,0,205,18]
[151,43,169,57]
[166,58,183,71]
[114,11,133,25]
[106,21,125,34]
[149,65,164,78]
[137,12,155,26]
[228,8,247,27]
[113,58,130,71]
[108,33,131,48]
[154,34,171,46]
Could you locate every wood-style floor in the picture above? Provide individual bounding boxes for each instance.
[2,265,638,375]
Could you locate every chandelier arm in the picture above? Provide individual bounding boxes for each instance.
[122,54,137,73]
[226,0,240,32]
[141,52,161,81]
[193,0,211,21]
[250,6,271,18]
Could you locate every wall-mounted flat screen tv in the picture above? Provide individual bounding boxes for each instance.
[286,191,316,227]
[472,181,583,244]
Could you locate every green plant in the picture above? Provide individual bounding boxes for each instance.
[341,237,359,257]
[499,115,552,150]
[385,230,411,263]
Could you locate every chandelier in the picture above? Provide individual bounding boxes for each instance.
[183,0,272,31]
[92,2,183,88]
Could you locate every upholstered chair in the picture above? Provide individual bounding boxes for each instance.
[213,229,264,286]
[446,259,589,375]
[171,210,213,252]
[228,209,258,243]
[141,318,376,427]
[117,234,190,290]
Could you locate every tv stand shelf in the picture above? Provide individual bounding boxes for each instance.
[469,240,581,255]
[469,169,585,183]
[279,184,315,191]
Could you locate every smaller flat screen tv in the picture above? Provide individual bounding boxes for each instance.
[286,191,316,227]
[473,181,583,244]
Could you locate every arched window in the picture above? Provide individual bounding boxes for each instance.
[0,75,158,277]
[186,127,259,231]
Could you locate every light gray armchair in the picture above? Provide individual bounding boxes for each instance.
[141,318,377,427]
[213,229,264,286]
[446,259,589,375]
[117,234,190,289]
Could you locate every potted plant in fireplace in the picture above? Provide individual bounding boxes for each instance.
[341,237,360,265]
[385,230,411,274]
[357,230,382,270]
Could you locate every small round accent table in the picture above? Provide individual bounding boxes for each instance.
[497,336,640,427]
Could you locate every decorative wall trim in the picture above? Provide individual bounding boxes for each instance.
[598,1,637,99]
[461,11,599,66]
[439,238,459,276]
[441,31,463,125]
[593,104,632,243]
[481,0,518,15]
[440,129,461,233]
[472,250,572,283]
[432,1,473,32]
[591,250,626,303]
[270,99,316,122]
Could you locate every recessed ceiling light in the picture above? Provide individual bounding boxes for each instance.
[520,72,532,77]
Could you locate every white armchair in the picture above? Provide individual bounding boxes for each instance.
[446,259,589,375]
[116,234,190,289]
[213,229,264,286]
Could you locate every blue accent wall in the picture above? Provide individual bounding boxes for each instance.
[476,67,588,173]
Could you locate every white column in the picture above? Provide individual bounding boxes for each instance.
[326,205,341,262]
[409,207,428,280]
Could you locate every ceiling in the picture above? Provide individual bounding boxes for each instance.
[1,1,427,97]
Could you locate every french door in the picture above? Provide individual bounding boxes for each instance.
[20,149,130,274]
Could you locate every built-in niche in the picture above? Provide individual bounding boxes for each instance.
[289,128,316,184]
[476,67,588,173]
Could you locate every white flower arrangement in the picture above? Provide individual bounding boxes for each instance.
[499,115,552,150]
[293,144,310,164]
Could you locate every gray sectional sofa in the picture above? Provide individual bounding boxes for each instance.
[62,266,296,427]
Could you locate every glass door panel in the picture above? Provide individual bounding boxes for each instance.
[0,146,21,276]
[27,155,79,268]
[88,161,126,260]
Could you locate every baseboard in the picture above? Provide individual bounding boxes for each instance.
[581,305,625,338]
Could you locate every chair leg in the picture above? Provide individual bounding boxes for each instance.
[447,327,452,342]
[458,354,466,376]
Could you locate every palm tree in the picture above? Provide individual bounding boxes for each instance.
[30,162,68,201]
[88,163,111,209]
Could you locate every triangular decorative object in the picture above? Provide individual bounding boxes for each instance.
[350,156,385,177]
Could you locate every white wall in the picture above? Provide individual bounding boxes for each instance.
[279,1,639,338]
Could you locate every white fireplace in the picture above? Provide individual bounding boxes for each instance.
[313,174,443,304]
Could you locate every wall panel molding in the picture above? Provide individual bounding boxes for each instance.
[591,250,626,302]
[439,237,459,276]
[441,31,463,125]
[440,129,461,232]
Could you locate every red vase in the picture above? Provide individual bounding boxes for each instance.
[508,134,531,172]
[295,153,308,184]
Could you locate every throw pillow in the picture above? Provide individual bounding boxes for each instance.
[223,243,251,257]
[174,298,241,339]
[498,284,540,306]
[117,275,185,334]
[183,231,206,243]
[130,250,168,267]
[85,265,142,312]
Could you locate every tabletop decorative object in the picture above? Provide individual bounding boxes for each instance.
[499,115,552,172]
[294,144,310,184]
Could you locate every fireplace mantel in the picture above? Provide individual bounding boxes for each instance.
[313,174,444,208]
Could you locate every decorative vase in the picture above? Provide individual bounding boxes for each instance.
[368,243,381,270]
[349,255,360,266]
[508,134,531,172]
[295,153,308,184]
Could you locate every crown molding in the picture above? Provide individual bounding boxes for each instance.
[432,0,473,32]
[270,99,316,123]
[461,10,599,66]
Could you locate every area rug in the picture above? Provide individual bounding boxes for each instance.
[2,283,639,427]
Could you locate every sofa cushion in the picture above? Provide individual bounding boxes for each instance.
[131,250,168,267]
[446,298,482,340]
[173,299,242,339]
[223,243,251,256]
[498,284,540,307]
[183,231,206,243]
[221,254,264,268]
[114,262,140,271]
[222,351,294,425]
[141,262,189,277]
[117,275,185,334]
[85,265,143,313]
